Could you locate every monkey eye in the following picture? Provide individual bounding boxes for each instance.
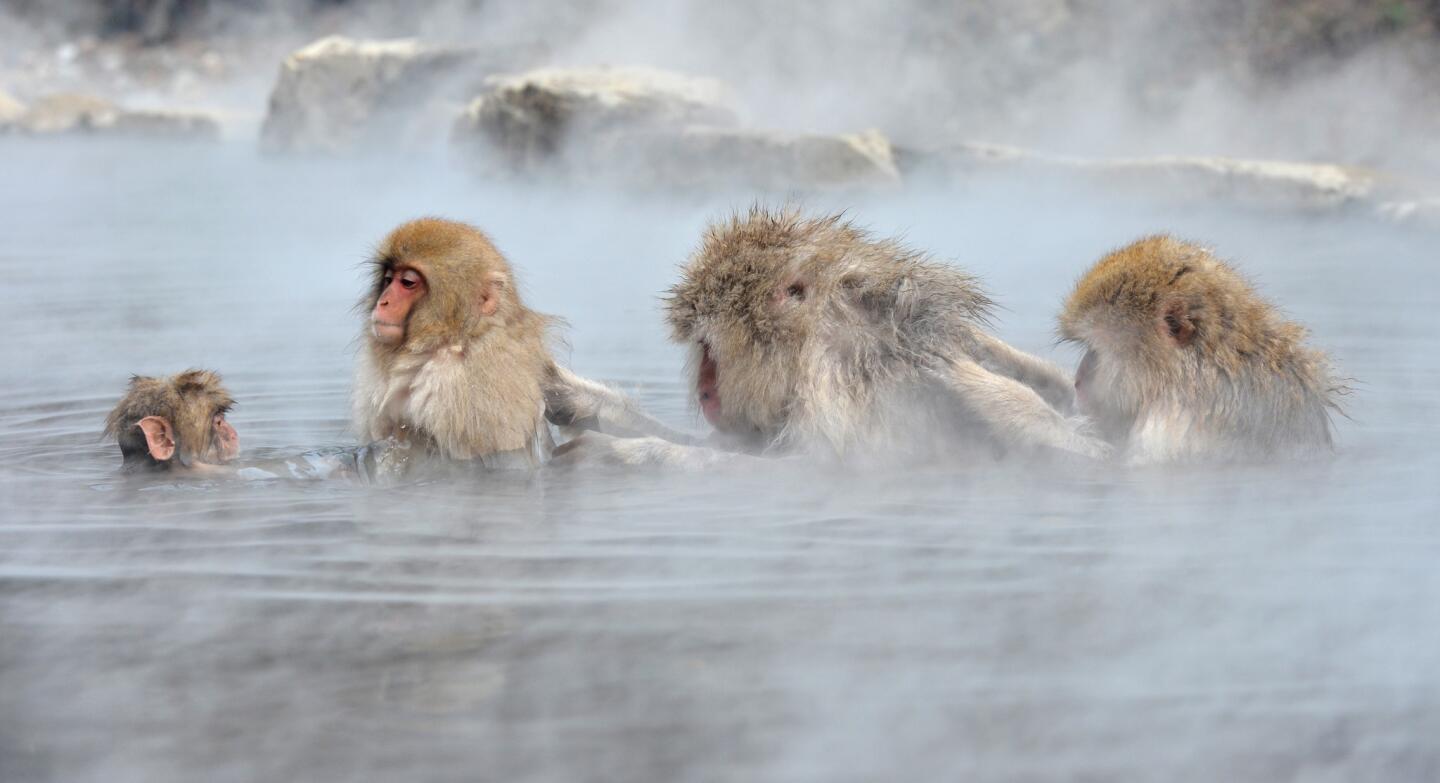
[399,270,423,290]
[381,271,394,287]
[785,282,806,300]
[1164,314,1183,336]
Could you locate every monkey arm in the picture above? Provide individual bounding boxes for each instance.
[548,431,746,470]
[544,364,701,445]
[933,359,1111,460]
[968,331,1078,415]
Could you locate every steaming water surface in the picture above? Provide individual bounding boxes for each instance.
[1,140,1438,781]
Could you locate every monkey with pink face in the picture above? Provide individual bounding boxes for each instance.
[351,216,694,475]
[105,369,240,473]
[553,207,1110,468]
[105,218,691,481]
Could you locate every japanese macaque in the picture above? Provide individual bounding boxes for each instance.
[1058,235,1344,464]
[104,369,239,472]
[353,218,559,468]
[555,207,1109,467]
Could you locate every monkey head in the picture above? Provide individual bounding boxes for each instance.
[665,207,990,447]
[1059,235,1326,444]
[364,218,523,353]
[104,369,239,470]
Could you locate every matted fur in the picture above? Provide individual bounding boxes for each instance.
[104,369,234,468]
[353,218,554,463]
[1058,234,1345,462]
[665,206,1040,458]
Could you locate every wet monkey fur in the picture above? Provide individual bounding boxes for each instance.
[105,369,239,471]
[1059,235,1345,464]
[557,207,1109,467]
[354,217,692,468]
[352,218,560,466]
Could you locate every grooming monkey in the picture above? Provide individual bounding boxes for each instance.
[104,369,239,472]
[555,207,1108,467]
[1059,235,1344,464]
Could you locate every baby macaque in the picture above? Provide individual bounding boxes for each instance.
[353,217,558,468]
[1058,235,1345,464]
[104,369,239,472]
[556,207,1108,467]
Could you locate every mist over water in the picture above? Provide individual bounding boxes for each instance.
[0,137,1437,781]
[2,0,1440,778]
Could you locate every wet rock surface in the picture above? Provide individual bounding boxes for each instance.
[451,66,901,192]
[901,142,1395,213]
[0,3,1437,210]
[452,65,739,173]
[3,92,219,138]
[1376,197,1440,230]
[0,90,26,127]
[599,127,901,192]
[259,35,512,155]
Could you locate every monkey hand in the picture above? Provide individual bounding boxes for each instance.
[543,366,602,429]
[1063,418,1115,461]
[544,365,701,445]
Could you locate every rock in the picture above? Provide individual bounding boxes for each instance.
[600,127,901,191]
[453,65,892,191]
[107,108,220,139]
[452,65,739,173]
[902,143,1385,212]
[1376,198,1440,230]
[0,90,25,128]
[1080,156,1381,211]
[9,93,218,139]
[13,93,117,134]
[260,36,489,155]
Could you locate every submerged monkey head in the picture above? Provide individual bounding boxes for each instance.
[665,207,991,451]
[104,369,238,471]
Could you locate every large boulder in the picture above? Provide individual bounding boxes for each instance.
[260,36,491,154]
[452,65,739,173]
[453,66,896,191]
[7,93,219,139]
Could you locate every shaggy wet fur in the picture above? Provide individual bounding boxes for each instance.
[666,207,1076,459]
[104,369,234,469]
[353,218,554,464]
[1059,234,1345,463]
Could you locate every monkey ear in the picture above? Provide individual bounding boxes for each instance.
[136,416,176,462]
[478,275,506,317]
[1160,298,1196,346]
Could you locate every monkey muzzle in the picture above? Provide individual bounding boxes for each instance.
[697,343,722,428]
[371,319,406,346]
[1074,349,1098,410]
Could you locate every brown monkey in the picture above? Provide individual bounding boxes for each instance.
[353,217,562,468]
[556,207,1108,467]
[1058,235,1344,464]
[104,369,239,471]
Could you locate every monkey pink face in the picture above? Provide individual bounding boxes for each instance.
[697,342,722,427]
[372,266,427,346]
[1074,348,1098,410]
[210,413,240,463]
